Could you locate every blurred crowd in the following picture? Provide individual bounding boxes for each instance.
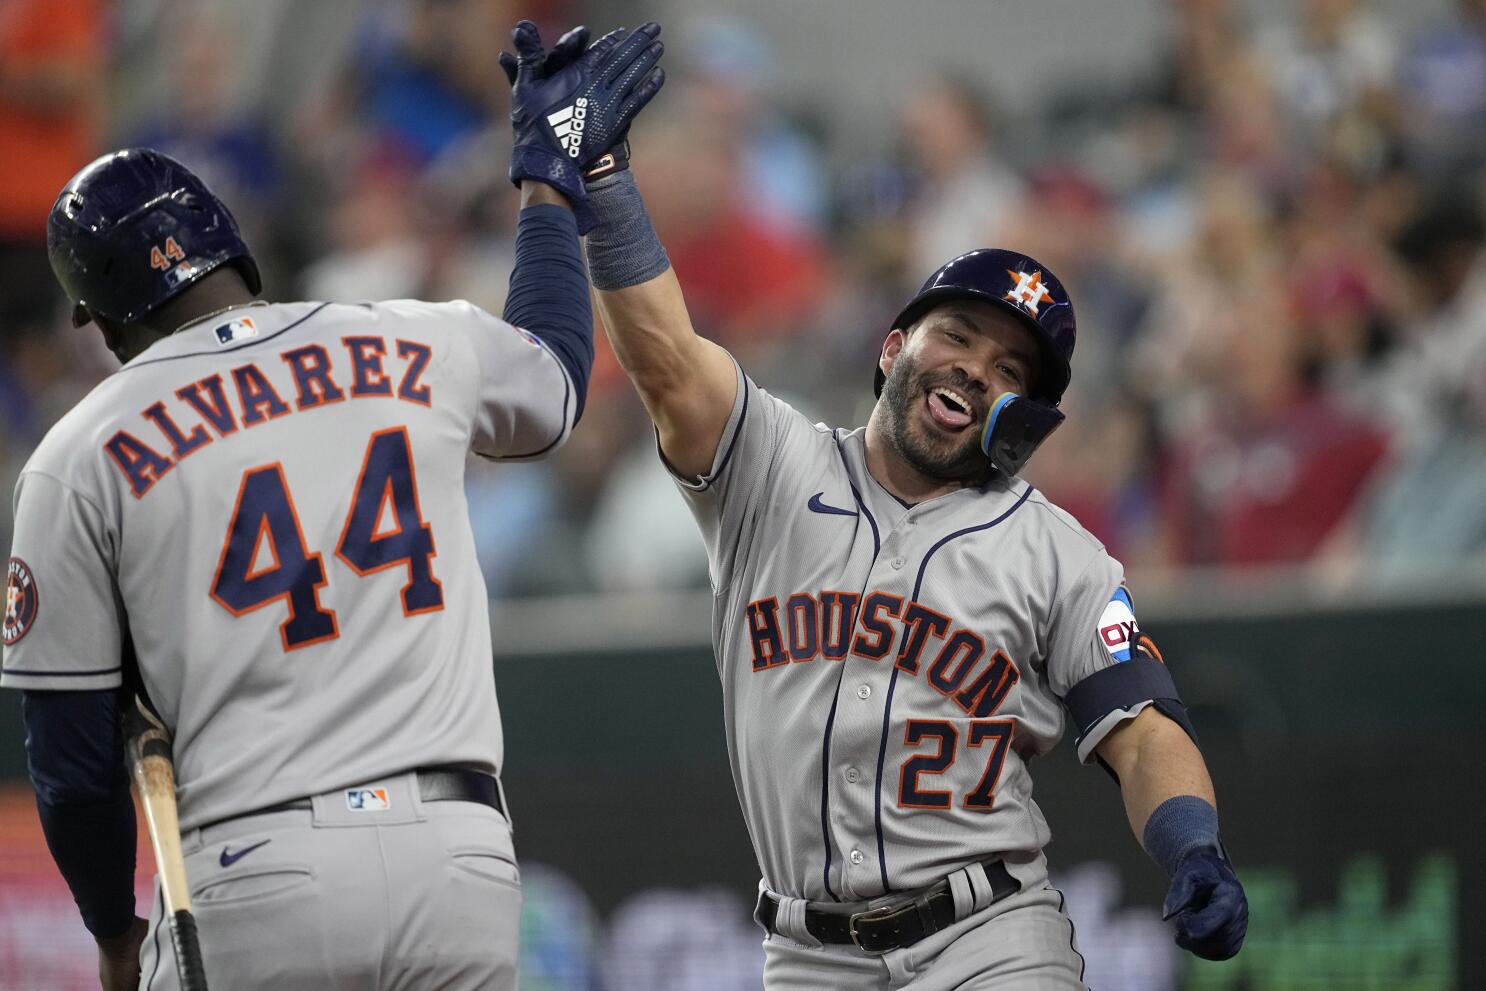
[4,0,1486,598]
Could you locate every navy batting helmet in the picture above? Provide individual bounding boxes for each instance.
[47,148,261,328]
[875,249,1077,477]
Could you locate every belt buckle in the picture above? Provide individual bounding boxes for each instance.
[848,904,898,955]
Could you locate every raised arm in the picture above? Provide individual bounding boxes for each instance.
[493,19,667,433]
[504,19,733,479]
[584,169,739,479]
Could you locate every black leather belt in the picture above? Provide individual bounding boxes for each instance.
[757,858,1019,955]
[408,768,504,813]
[206,768,504,829]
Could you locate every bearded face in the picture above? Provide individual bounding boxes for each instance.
[872,302,1043,489]
[877,341,997,487]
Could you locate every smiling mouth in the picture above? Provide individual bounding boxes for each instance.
[925,387,977,431]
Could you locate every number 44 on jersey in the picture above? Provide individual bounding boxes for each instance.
[210,427,442,651]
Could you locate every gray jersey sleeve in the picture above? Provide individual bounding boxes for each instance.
[663,359,814,591]
[1043,548,1153,762]
[397,299,576,460]
[2,471,125,691]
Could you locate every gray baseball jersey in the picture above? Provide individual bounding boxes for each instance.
[1,299,573,830]
[672,361,1157,902]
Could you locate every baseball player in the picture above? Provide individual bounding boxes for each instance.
[0,21,662,990]
[578,121,1248,984]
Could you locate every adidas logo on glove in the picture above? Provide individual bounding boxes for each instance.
[547,98,588,157]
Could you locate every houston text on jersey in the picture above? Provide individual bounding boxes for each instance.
[744,589,1021,719]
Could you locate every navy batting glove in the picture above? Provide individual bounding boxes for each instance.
[499,20,665,233]
[1161,847,1249,961]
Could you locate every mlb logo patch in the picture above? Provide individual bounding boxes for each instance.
[1097,587,1139,662]
[345,787,390,811]
[164,260,200,288]
[513,327,543,349]
[215,317,258,346]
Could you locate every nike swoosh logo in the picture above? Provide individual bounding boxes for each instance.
[219,839,272,868]
[807,492,857,517]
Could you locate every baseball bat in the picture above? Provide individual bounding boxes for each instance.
[124,694,210,991]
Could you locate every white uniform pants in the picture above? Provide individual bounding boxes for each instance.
[139,772,520,990]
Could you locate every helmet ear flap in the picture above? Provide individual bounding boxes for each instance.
[980,393,1065,477]
[233,256,263,296]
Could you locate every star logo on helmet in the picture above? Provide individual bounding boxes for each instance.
[1005,269,1054,316]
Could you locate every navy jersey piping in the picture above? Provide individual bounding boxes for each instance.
[118,303,332,372]
[665,365,751,491]
[865,465,916,511]
[871,483,1035,893]
[815,431,881,901]
[1053,884,1089,983]
[706,375,754,589]
[485,340,573,459]
[710,366,751,484]
[1,665,123,678]
[816,688,845,902]
[833,432,881,552]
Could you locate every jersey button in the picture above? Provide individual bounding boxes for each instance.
[849,850,865,866]
[890,556,906,569]
[856,684,872,700]
[845,768,859,783]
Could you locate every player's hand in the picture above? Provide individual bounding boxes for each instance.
[1162,847,1248,960]
[96,916,148,991]
[498,20,665,232]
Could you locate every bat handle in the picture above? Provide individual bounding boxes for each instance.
[169,910,211,991]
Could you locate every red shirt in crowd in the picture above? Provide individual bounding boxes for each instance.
[1164,394,1388,565]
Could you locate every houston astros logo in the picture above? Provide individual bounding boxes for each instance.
[1005,270,1054,315]
[4,557,38,646]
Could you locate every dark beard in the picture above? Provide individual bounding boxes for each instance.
[878,348,995,487]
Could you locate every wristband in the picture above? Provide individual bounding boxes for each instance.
[1142,795,1221,876]
[583,170,670,290]
[582,140,631,182]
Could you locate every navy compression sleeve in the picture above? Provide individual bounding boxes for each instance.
[503,202,594,421]
[23,689,137,938]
